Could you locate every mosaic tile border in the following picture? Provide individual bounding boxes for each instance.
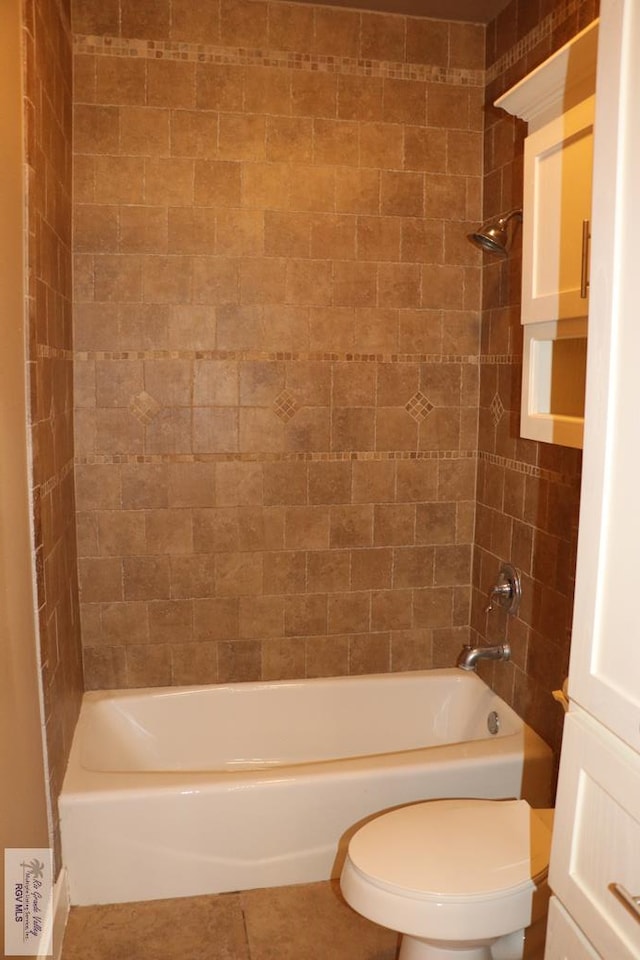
[39,458,75,498]
[74,34,484,86]
[76,448,580,485]
[479,449,581,487]
[37,344,74,360]
[76,449,478,465]
[487,0,593,83]
[480,354,523,365]
[75,350,481,364]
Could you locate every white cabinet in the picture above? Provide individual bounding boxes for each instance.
[566,0,640,756]
[522,96,594,325]
[544,1,640,957]
[546,898,601,960]
[550,712,640,959]
[496,21,597,448]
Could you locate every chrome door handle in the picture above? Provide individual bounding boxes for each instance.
[580,219,591,298]
[610,883,640,923]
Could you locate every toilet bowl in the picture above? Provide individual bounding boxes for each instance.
[340,798,553,960]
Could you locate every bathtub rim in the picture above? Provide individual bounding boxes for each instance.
[60,668,552,799]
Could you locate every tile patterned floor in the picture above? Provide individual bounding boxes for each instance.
[61,880,400,960]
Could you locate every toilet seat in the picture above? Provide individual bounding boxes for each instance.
[341,798,553,943]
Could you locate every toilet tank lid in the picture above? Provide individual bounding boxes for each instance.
[347,798,553,901]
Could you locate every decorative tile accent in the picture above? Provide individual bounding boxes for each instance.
[76,449,478,465]
[36,344,74,359]
[129,391,161,425]
[77,350,481,365]
[480,355,522,365]
[40,459,75,497]
[490,392,504,426]
[74,34,484,86]
[405,391,434,422]
[479,450,581,487]
[487,0,590,81]
[273,389,299,423]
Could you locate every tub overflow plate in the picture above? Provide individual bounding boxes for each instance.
[487,711,500,735]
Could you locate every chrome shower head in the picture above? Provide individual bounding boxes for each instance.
[469,208,523,257]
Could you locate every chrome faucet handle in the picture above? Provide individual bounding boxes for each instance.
[485,563,521,616]
[485,581,512,611]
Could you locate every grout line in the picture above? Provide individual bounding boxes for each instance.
[240,898,252,960]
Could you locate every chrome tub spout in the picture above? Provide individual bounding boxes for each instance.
[456,643,511,671]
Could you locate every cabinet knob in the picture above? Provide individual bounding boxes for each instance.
[609,882,640,923]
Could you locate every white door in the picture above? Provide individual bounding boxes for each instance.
[548,1,640,956]
[568,0,640,752]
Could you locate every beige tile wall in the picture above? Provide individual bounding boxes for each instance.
[24,0,84,870]
[72,0,485,689]
[473,0,597,754]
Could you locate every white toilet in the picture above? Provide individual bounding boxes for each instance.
[340,798,554,960]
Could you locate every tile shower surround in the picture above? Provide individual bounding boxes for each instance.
[472,0,597,753]
[70,0,595,761]
[73,0,485,690]
[24,0,84,872]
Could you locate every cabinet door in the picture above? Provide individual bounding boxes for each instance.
[546,898,601,960]
[549,709,640,960]
[522,96,594,323]
[568,0,640,751]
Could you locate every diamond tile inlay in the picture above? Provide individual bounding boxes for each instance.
[273,389,299,423]
[405,391,434,423]
[490,392,505,426]
[129,391,161,425]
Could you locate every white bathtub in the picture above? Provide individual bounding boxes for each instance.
[59,669,553,906]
